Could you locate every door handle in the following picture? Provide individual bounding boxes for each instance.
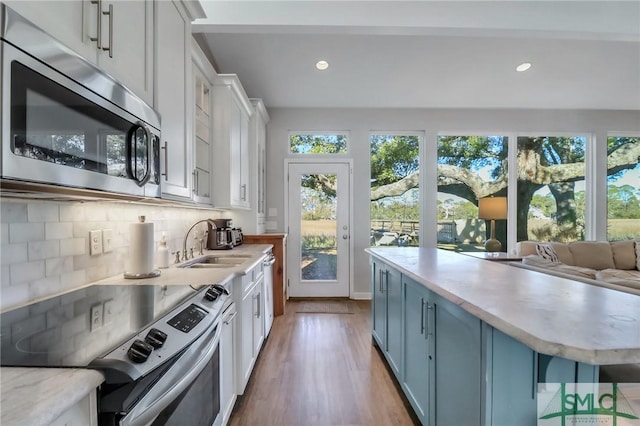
[420,298,425,335]
[90,0,102,48]
[102,3,113,58]
[161,141,168,181]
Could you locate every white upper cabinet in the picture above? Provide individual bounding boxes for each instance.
[191,39,215,205]
[212,75,254,210]
[235,98,270,234]
[5,0,154,105]
[155,0,205,201]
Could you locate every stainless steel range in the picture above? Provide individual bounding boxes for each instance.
[0,281,233,426]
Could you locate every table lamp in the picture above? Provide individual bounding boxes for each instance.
[478,196,507,252]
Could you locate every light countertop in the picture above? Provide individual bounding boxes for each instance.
[366,247,640,365]
[0,243,271,425]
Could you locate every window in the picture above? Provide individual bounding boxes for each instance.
[516,136,586,242]
[289,133,348,154]
[370,134,420,247]
[607,136,640,240]
[437,135,508,251]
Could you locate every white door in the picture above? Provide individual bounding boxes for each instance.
[287,162,351,297]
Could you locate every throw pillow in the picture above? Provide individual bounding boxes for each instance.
[536,242,559,263]
[636,241,640,270]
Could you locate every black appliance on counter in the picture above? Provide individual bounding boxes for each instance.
[207,219,236,250]
[0,282,232,426]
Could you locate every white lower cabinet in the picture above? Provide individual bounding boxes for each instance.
[235,259,266,395]
[50,389,98,426]
[220,302,237,425]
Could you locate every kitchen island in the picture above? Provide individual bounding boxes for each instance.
[366,247,640,425]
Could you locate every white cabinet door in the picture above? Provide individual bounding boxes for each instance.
[263,259,274,337]
[155,0,192,200]
[6,1,153,104]
[252,276,265,355]
[4,0,97,62]
[212,75,253,210]
[238,283,256,394]
[192,42,214,205]
[98,1,154,104]
[234,98,270,234]
[220,304,237,425]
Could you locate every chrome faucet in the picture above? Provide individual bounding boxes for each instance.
[183,219,216,261]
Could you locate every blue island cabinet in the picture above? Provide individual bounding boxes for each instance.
[371,258,402,378]
[370,256,599,426]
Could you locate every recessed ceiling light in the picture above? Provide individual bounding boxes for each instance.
[315,60,329,71]
[516,62,532,72]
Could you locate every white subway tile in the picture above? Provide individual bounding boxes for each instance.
[1,243,28,265]
[28,240,60,261]
[1,223,9,244]
[10,260,45,284]
[84,204,107,222]
[28,276,61,301]
[59,270,86,290]
[0,284,29,311]
[60,238,86,256]
[45,222,73,240]
[86,264,107,282]
[45,257,73,277]
[1,202,27,224]
[9,223,45,243]
[27,203,59,222]
[1,265,10,288]
[59,204,86,222]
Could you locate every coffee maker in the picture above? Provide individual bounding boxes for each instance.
[207,219,234,250]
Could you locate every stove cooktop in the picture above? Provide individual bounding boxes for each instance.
[0,284,198,368]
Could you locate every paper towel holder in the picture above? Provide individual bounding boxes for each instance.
[124,216,161,279]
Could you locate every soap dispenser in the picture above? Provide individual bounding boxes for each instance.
[157,233,170,269]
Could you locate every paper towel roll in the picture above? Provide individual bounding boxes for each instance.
[127,216,155,275]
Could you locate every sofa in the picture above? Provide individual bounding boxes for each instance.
[513,239,640,383]
[511,240,640,296]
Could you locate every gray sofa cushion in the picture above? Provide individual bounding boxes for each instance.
[610,240,637,270]
[567,241,616,270]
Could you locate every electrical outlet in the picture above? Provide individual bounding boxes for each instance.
[102,229,113,253]
[90,303,103,332]
[103,299,114,325]
[90,230,102,256]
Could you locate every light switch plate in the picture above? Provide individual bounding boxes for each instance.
[102,229,113,253]
[103,299,114,325]
[90,230,102,256]
[90,303,103,332]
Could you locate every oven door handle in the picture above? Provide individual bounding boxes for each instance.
[122,321,222,426]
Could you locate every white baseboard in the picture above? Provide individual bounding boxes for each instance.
[350,292,371,300]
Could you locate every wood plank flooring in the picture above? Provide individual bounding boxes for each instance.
[229,299,418,426]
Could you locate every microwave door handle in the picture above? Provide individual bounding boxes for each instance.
[129,123,152,187]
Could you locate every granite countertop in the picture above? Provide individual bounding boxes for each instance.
[366,247,640,365]
[0,243,271,425]
[0,368,105,426]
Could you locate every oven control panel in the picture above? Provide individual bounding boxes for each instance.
[91,282,230,381]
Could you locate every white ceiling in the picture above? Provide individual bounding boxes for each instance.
[193,1,640,110]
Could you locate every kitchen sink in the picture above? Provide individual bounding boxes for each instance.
[179,254,253,269]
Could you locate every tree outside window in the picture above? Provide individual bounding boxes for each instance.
[607,136,640,240]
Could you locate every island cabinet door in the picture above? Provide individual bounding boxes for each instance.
[386,265,403,378]
[433,294,483,426]
[371,259,387,349]
[402,276,433,425]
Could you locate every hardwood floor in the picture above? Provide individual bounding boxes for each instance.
[229,299,418,426]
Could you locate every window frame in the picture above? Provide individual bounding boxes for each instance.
[287,131,351,156]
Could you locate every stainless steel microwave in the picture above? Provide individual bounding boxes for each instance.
[0,5,161,198]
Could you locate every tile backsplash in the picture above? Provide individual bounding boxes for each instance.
[1,198,229,311]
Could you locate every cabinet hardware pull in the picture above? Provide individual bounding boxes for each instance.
[241,184,247,201]
[161,141,168,180]
[426,304,434,337]
[420,298,425,335]
[102,4,113,58]
[193,170,198,194]
[223,311,237,325]
[90,0,102,48]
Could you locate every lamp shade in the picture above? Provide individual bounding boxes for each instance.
[478,197,507,220]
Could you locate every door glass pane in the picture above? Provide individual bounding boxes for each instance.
[300,173,337,280]
[607,136,640,240]
[516,136,586,242]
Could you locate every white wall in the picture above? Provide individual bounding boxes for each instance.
[265,107,640,297]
